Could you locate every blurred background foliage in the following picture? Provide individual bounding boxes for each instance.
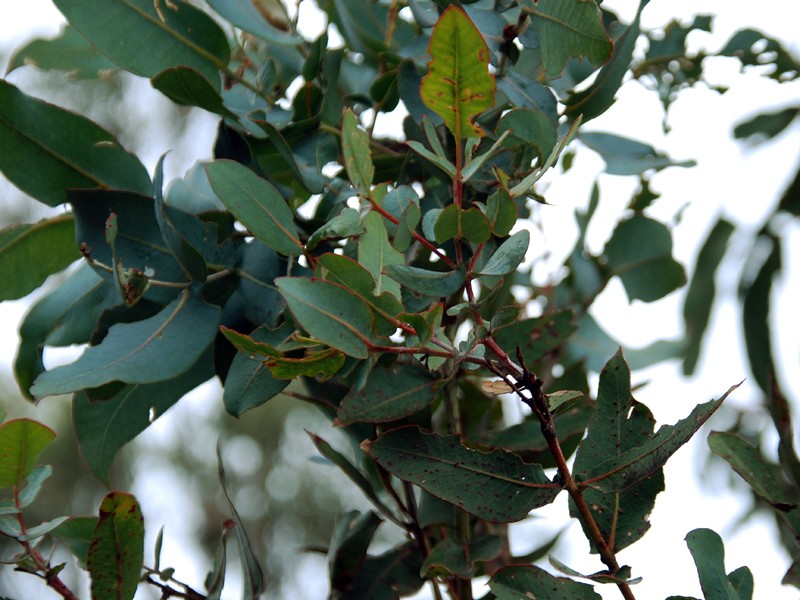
[0,0,799,598]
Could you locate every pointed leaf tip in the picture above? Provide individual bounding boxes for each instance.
[420,6,495,141]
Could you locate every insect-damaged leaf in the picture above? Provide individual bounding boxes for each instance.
[31,286,220,399]
[87,492,144,600]
[362,426,561,523]
[489,565,601,600]
[337,363,439,425]
[578,352,739,496]
[276,277,374,359]
[420,6,495,142]
[569,350,664,553]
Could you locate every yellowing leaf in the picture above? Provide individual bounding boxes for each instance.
[420,6,495,142]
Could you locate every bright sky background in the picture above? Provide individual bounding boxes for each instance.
[1,1,800,599]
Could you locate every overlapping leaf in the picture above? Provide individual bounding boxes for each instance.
[525,0,612,80]
[569,350,664,553]
[363,426,561,523]
[0,80,151,206]
[0,419,56,487]
[490,565,601,599]
[337,363,439,425]
[205,159,303,256]
[73,348,214,484]
[53,0,229,87]
[0,215,78,301]
[31,287,220,399]
[276,277,374,359]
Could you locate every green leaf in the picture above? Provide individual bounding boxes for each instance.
[53,0,229,87]
[406,140,457,178]
[205,159,303,256]
[383,264,465,298]
[308,433,403,527]
[683,218,734,375]
[720,29,800,83]
[358,212,403,299]
[486,186,517,237]
[434,204,491,244]
[580,132,695,176]
[337,363,439,425]
[526,0,612,80]
[15,264,117,399]
[154,154,208,281]
[307,207,365,250]
[223,325,292,417]
[205,0,301,45]
[604,214,686,303]
[363,426,561,523]
[493,309,576,367]
[265,348,346,380]
[476,230,530,276]
[734,108,800,142]
[420,6,495,142]
[317,253,404,337]
[204,521,233,600]
[496,109,557,162]
[741,234,780,393]
[276,277,374,359]
[328,510,382,592]
[342,110,374,194]
[335,541,424,600]
[0,79,151,206]
[421,535,503,578]
[217,444,265,599]
[6,24,118,78]
[31,286,220,399]
[708,431,800,534]
[17,465,53,509]
[564,0,650,122]
[0,215,78,301]
[0,419,56,487]
[73,348,214,484]
[489,565,601,599]
[88,492,144,600]
[582,381,740,494]
[684,528,751,600]
[151,67,235,117]
[569,350,664,553]
[52,517,98,568]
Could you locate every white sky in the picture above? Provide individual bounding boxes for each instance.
[1,1,800,599]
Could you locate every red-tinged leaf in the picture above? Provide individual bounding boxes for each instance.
[362,426,561,523]
[87,493,144,600]
[0,419,56,487]
[420,6,495,142]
